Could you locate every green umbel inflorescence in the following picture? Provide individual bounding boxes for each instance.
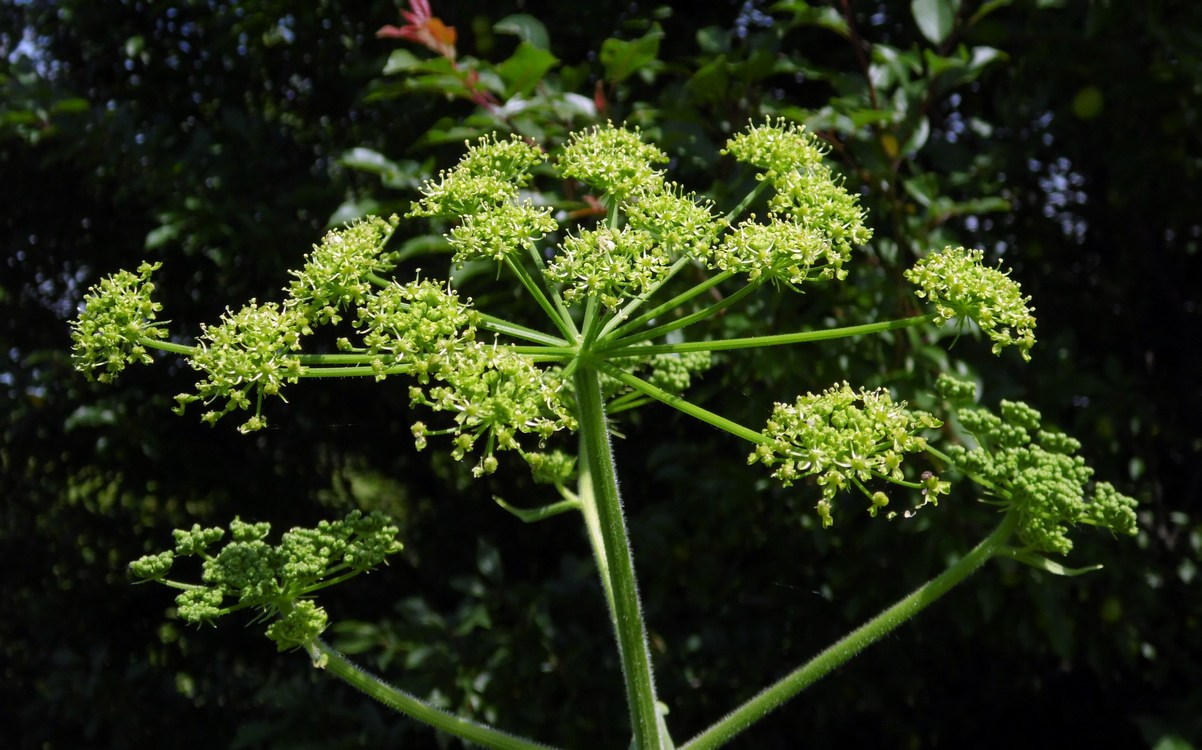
[936,374,1138,556]
[749,382,945,527]
[129,511,403,651]
[409,133,546,217]
[174,300,306,433]
[72,119,1065,500]
[723,119,873,262]
[285,214,400,326]
[70,261,168,383]
[905,246,1037,361]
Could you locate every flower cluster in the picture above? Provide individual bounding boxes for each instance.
[353,276,573,473]
[410,342,576,476]
[356,277,480,378]
[70,261,168,383]
[940,375,1138,555]
[749,382,944,526]
[285,215,399,326]
[713,214,849,287]
[174,300,306,433]
[448,201,559,265]
[544,225,666,308]
[624,184,724,261]
[556,123,669,201]
[129,511,404,651]
[409,133,546,217]
[905,246,1037,361]
[723,120,872,263]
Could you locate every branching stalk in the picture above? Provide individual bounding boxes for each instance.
[680,511,1019,750]
[310,640,558,750]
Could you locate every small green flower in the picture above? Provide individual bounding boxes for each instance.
[724,119,872,260]
[905,246,1037,361]
[356,277,480,379]
[624,182,724,263]
[556,122,669,202]
[71,261,168,383]
[411,342,576,476]
[174,300,306,433]
[723,119,827,178]
[750,382,943,524]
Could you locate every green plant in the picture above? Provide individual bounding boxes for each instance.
[71,118,1136,749]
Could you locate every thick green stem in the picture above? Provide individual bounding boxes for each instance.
[309,639,557,750]
[680,511,1018,750]
[573,364,664,750]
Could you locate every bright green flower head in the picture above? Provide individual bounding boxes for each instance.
[174,300,306,433]
[750,382,944,526]
[70,261,168,383]
[556,122,669,202]
[285,215,399,326]
[543,225,668,309]
[410,134,546,217]
[905,246,1037,361]
[714,214,849,287]
[723,119,872,262]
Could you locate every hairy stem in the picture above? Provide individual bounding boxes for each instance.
[310,640,557,750]
[573,364,664,750]
[680,511,1018,749]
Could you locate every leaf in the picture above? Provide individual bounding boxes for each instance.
[911,0,960,45]
[327,198,382,227]
[600,24,664,85]
[493,14,550,51]
[495,42,559,98]
[381,48,422,75]
[901,115,930,154]
[338,148,423,189]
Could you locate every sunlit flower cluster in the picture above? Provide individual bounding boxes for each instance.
[175,300,306,433]
[624,183,724,262]
[556,123,669,201]
[410,343,576,476]
[750,382,944,526]
[544,225,667,308]
[409,134,546,217]
[70,261,168,383]
[356,277,480,378]
[713,214,848,286]
[448,201,559,264]
[905,246,1037,361]
[285,215,399,326]
[724,120,872,261]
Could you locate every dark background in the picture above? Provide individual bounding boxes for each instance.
[3,0,1199,747]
